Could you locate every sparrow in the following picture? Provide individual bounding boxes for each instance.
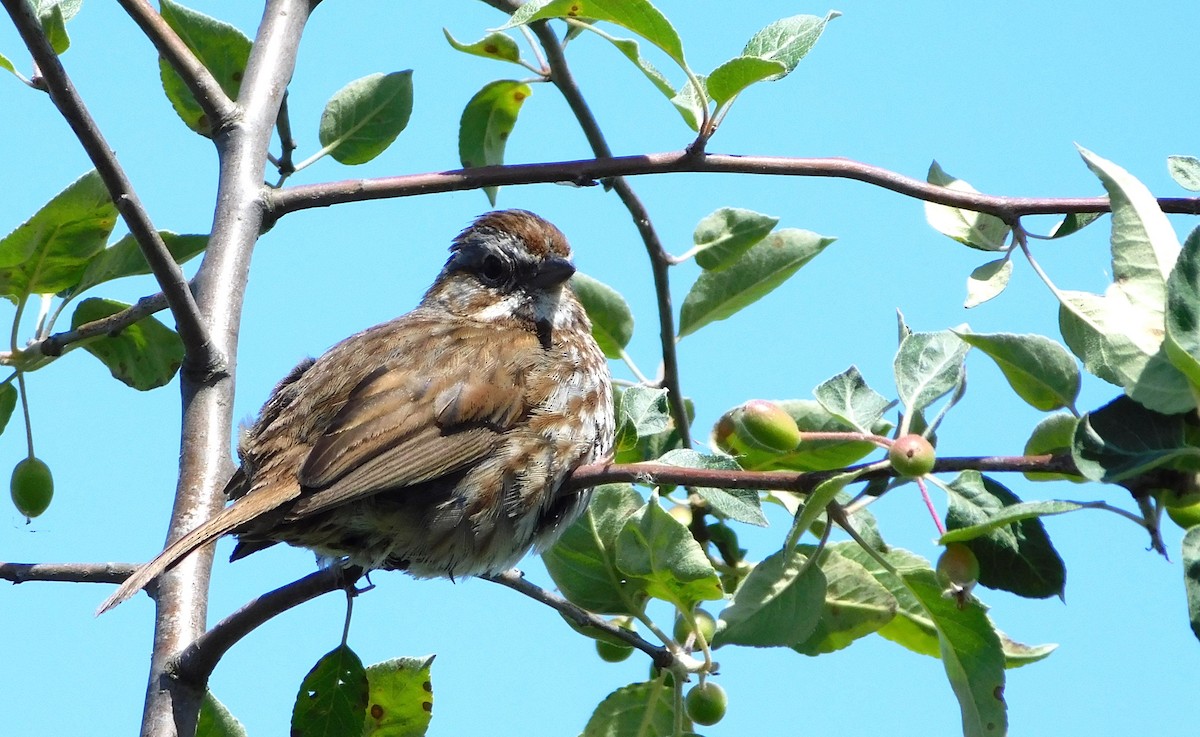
[99,209,614,613]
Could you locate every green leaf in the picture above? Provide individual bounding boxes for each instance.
[70,232,208,298]
[1058,289,1194,413]
[596,33,676,98]
[691,207,778,272]
[657,449,767,527]
[997,632,1057,669]
[902,569,1007,737]
[543,484,649,615]
[1057,147,1195,413]
[742,11,839,78]
[442,29,521,65]
[714,545,825,648]
[813,365,890,433]
[1183,527,1200,642]
[0,383,17,436]
[570,272,633,359]
[615,500,723,609]
[0,52,16,79]
[581,680,684,737]
[964,257,1012,308]
[70,298,184,390]
[1071,395,1200,482]
[158,0,252,136]
[840,545,941,657]
[1168,155,1200,192]
[678,228,834,337]
[894,329,970,415]
[943,472,1067,599]
[924,161,1011,251]
[291,645,368,737]
[1022,413,1084,482]
[38,2,69,55]
[939,500,1085,544]
[790,542,897,656]
[735,399,885,472]
[705,56,786,108]
[1164,227,1200,389]
[792,472,857,545]
[458,80,532,205]
[318,72,414,166]
[956,331,1080,411]
[613,385,671,457]
[362,655,435,737]
[669,74,706,131]
[503,0,687,68]
[0,170,116,299]
[1048,212,1102,239]
[1080,146,1180,318]
[197,692,247,737]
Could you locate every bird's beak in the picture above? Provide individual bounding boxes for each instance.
[530,257,576,289]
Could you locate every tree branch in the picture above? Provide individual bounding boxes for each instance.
[171,565,364,687]
[115,0,237,130]
[265,151,1200,227]
[0,561,135,585]
[0,290,169,362]
[486,569,674,668]
[527,19,694,449]
[1,0,220,380]
[563,453,1081,493]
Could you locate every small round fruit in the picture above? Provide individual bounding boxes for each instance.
[673,608,717,646]
[1166,499,1200,530]
[668,503,693,526]
[735,400,801,453]
[595,638,634,663]
[11,456,53,519]
[888,434,936,477]
[685,681,728,726]
[936,543,980,590]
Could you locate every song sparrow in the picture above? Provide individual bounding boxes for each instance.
[99,210,613,613]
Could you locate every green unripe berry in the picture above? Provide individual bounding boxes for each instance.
[595,639,634,663]
[685,681,728,726]
[888,434,936,477]
[1166,499,1200,530]
[673,608,717,646]
[735,400,801,452]
[712,400,801,456]
[11,456,53,520]
[936,543,980,590]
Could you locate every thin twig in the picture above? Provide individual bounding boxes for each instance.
[486,569,673,667]
[0,561,136,585]
[115,0,236,130]
[1,0,220,379]
[265,151,1200,227]
[4,291,169,361]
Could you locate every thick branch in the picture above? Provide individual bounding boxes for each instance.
[1,0,219,378]
[116,0,237,129]
[266,152,1200,227]
[172,565,363,687]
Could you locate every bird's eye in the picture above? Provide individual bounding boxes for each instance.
[478,254,506,284]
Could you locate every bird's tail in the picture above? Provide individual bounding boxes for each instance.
[96,490,278,615]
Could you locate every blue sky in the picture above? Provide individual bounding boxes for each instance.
[2,2,1199,736]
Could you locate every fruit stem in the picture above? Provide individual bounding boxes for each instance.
[916,477,946,536]
[16,372,33,459]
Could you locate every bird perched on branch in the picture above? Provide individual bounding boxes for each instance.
[99,209,614,614]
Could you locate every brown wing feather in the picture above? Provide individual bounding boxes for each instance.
[95,488,297,615]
